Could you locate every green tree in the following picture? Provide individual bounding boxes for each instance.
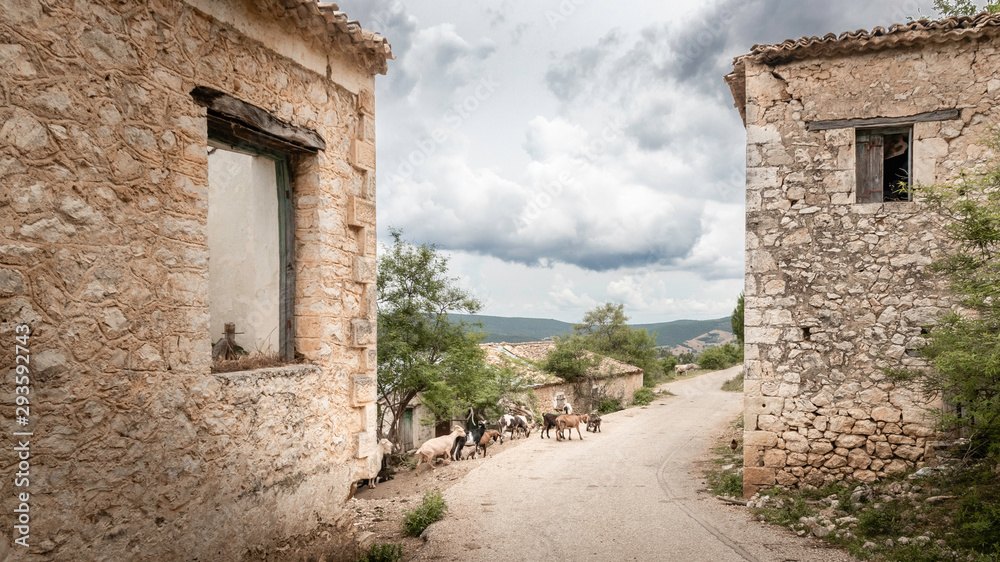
[542,334,599,382]
[731,292,745,346]
[572,302,662,386]
[376,229,484,449]
[934,0,1000,15]
[896,130,1000,461]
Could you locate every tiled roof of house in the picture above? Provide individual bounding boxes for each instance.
[480,342,643,388]
[280,1,394,74]
[745,11,1000,65]
[725,11,1000,125]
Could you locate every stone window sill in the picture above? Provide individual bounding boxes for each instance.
[852,201,920,214]
[213,363,321,383]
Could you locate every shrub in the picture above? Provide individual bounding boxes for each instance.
[633,387,655,406]
[402,489,447,537]
[357,543,404,562]
[597,397,623,414]
[697,343,743,371]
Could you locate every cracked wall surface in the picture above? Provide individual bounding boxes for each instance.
[741,39,1000,496]
[0,0,381,558]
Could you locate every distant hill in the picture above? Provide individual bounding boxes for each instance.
[448,314,575,343]
[632,317,734,348]
[449,314,733,349]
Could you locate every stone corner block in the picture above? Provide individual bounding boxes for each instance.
[355,431,376,459]
[358,89,375,115]
[353,255,376,284]
[359,113,376,142]
[352,373,376,407]
[350,140,376,171]
[347,195,376,227]
[745,396,783,416]
[351,319,375,347]
[744,430,779,448]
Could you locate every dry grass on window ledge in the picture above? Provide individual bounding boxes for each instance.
[211,351,304,374]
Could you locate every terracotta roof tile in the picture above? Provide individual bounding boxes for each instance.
[276,1,394,75]
[726,11,1000,124]
[746,12,1000,65]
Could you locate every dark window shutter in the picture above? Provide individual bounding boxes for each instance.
[856,136,884,203]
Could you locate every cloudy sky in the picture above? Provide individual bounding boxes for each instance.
[336,0,944,324]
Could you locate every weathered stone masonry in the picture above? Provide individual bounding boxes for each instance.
[726,14,1000,497]
[0,0,389,559]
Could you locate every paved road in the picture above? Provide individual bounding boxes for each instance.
[412,366,857,561]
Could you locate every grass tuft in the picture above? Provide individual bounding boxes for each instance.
[356,542,404,562]
[402,489,447,537]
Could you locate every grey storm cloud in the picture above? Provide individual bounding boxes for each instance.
[339,0,934,279]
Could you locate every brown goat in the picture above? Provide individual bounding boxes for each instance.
[555,413,588,441]
[478,429,501,457]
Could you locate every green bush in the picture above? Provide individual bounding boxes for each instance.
[597,398,623,414]
[697,343,744,371]
[633,387,655,406]
[402,489,447,537]
[357,543,404,562]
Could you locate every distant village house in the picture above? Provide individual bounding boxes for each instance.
[381,342,644,452]
[726,13,1000,496]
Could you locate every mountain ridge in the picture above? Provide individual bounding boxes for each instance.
[449,313,734,350]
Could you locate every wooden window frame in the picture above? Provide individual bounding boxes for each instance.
[856,126,913,204]
[193,87,325,363]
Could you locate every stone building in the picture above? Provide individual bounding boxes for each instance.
[0,0,390,559]
[481,342,645,414]
[725,13,1000,496]
[380,342,643,452]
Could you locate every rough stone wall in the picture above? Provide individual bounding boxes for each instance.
[532,371,643,413]
[742,39,1000,496]
[0,0,380,559]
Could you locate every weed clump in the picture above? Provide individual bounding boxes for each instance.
[356,542,403,562]
[402,489,447,537]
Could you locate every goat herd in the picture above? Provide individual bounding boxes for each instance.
[414,406,603,473]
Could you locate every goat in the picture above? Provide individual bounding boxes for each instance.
[414,426,466,472]
[453,421,487,460]
[562,403,573,415]
[498,414,519,443]
[586,413,602,433]
[540,413,560,439]
[356,439,395,490]
[555,413,588,441]
[478,429,501,458]
[674,363,698,374]
[512,414,531,438]
[458,442,478,460]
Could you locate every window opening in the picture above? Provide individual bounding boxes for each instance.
[193,87,324,368]
[207,141,290,361]
[554,393,566,409]
[856,127,912,203]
